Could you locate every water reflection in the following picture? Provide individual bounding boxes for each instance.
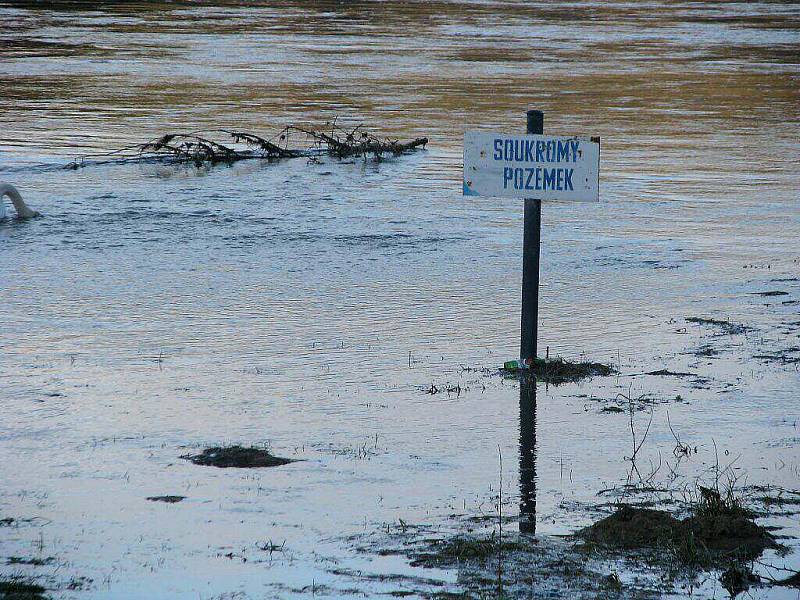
[519,377,537,534]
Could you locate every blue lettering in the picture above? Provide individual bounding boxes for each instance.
[525,168,534,189]
[493,139,502,160]
[514,140,524,162]
[504,140,514,161]
[535,168,542,189]
[514,168,524,189]
[503,166,513,188]
[524,140,535,162]
[557,141,569,163]
[556,169,563,190]
[535,141,545,162]
[569,140,579,162]
[546,141,555,162]
[543,168,556,190]
[564,169,574,190]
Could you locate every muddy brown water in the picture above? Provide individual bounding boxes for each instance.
[1,1,799,598]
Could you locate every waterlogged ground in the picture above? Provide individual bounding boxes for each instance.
[1,1,799,598]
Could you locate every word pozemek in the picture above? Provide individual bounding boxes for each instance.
[463,131,600,202]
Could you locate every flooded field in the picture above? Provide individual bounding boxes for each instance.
[1,1,799,598]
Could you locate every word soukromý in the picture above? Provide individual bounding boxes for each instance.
[493,138,581,192]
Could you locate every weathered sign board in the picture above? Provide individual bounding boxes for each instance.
[463,131,600,202]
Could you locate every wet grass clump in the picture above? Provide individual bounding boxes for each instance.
[578,493,778,565]
[0,578,47,600]
[146,495,185,503]
[181,445,294,468]
[506,357,614,384]
[410,535,525,568]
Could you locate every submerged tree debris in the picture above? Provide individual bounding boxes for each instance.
[65,123,428,169]
[181,445,295,468]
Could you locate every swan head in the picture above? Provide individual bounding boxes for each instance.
[0,183,41,220]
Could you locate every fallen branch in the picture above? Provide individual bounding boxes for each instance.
[65,123,428,169]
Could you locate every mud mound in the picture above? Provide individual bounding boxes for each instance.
[182,446,294,468]
[579,506,681,547]
[683,512,776,555]
[578,505,777,561]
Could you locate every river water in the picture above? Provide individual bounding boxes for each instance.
[1,1,799,598]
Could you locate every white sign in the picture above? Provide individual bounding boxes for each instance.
[463,131,600,202]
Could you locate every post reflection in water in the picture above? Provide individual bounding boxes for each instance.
[519,376,537,534]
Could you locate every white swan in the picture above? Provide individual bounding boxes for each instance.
[0,183,40,220]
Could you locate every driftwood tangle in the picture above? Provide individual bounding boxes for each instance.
[66,122,428,169]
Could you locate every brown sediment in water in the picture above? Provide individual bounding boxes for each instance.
[181,446,295,468]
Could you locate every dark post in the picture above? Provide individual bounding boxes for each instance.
[518,378,537,533]
[520,110,543,361]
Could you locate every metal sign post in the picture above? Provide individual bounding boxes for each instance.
[463,111,600,362]
[521,110,543,362]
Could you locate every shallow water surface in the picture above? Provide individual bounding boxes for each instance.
[1,1,799,598]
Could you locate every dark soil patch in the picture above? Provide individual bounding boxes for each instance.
[0,578,47,600]
[504,357,614,384]
[578,506,680,548]
[181,446,295,468]
[577,504,777,562]
[686,317,749,335]
[146,495,185,503]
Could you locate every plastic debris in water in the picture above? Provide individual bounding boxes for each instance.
[503,358,532,371]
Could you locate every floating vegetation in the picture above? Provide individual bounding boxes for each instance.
[146,495,185,503]
[503,357,614,384]
[181,445,295,468]
[685,316,750,335]
[65,122,428,169]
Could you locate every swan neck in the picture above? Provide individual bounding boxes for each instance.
[0,184,38,219]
